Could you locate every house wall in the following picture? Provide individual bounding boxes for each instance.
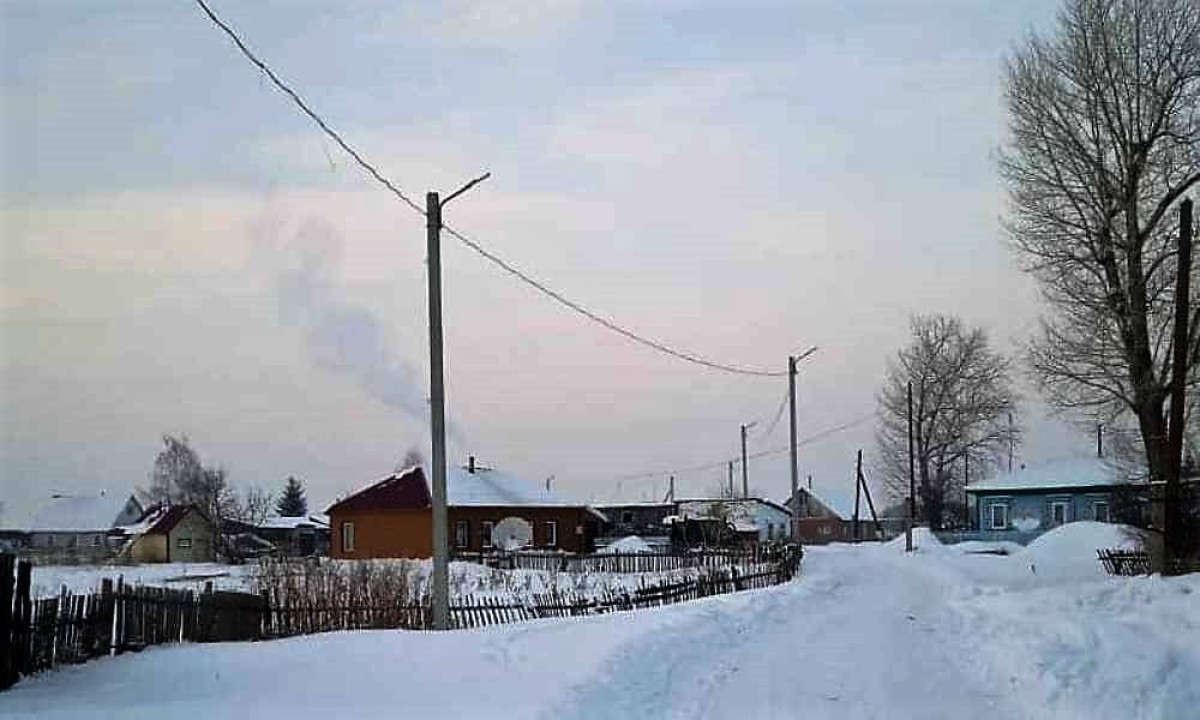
[450,507,595,553]
[167,512,215,563]
[973,489,1117,542]
[129,534,168,563]
[329,507,599,559]
[329,509,433,559]
[752,504,794,541]
[595,504,674,539]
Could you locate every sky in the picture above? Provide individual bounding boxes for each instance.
[1,0,1098,525]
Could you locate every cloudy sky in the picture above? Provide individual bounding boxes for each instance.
[2,0,1098,523]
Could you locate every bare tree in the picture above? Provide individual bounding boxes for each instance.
[1000,0,1200,493]
[875,315,1018,528]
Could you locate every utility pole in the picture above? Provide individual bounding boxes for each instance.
[854,449,863,543]
[906,380,914,552]
[740,423,750,499]
[788,354,800,542]
[427,172,490,631]
[1008,412,1014,473]
[728,461,734,499]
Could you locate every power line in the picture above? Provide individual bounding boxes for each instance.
[755,388,790,441]
[606,413,877,484]
[193,0,808,379]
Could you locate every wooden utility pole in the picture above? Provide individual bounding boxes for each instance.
[788,354,800,542]
[858,461,883,538]
[426,173,490,631]
[1162,197,1193,574]
[728,461,734,499]
[906,381,915,552]
[853,449,863,543]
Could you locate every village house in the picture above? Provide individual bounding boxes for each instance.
[119,505,217,563]
[673,497,794,547]
[326,459,605,559]
[25,493,144,562]
[255,514,330,557]
[592,502,674,551]
[965,457,1136,545]
[785,487,883,545]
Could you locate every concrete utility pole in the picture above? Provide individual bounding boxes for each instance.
[728,461,734,498]
[906,380,915,553]
[740,423,755,498]
[427,172,490,631]
[853,449,863,543]
[788,354,800,542]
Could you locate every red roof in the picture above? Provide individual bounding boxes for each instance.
[140,505,207,535]
[326,469,431,515]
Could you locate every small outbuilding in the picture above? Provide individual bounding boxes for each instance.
[121,505,217,563]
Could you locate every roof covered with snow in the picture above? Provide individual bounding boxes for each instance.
[966,457,1143,493]
[327,464,585,514]
[258,514,329,530]
[28,494,143,533]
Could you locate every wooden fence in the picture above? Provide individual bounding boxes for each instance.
[3,546,800,691]
[1097,547,1200,576]
[452,545,792,574]
[1,554,268,691]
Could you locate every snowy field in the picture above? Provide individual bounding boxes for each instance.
[2,523,1196,720]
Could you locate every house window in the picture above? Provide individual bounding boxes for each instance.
[454,520,470,549]
[341,521,356,553]
[819,524,832,536]
[92,535,103,547]
[767,523,775,540]
[177,537,193,549]
[990,504,1009,530]
[481,521,494,549]
[622,511,633,524]
[1093,502,1110,523]
[1050,501,1068,526]
[544,521,558,547]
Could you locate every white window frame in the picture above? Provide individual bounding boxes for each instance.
[990,503,1009,530]
[341,521,356,553]
[176,537,193,549]
[481,521,495,549]
[1093,501,1110,523]
[454,520,470,549]
[1050,501,1068,526]
[544,521,558,548]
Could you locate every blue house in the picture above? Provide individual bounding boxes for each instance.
[965,457,1141,545]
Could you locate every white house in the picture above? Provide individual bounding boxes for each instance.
[26,493,144,560]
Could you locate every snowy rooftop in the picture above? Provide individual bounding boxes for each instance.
[446,465,576,507]
[27,494,141,533]
[966,457,1142,493]
[258,514,330,530]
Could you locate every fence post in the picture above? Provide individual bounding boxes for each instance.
[13,562,31,678]
[0,554,14,690]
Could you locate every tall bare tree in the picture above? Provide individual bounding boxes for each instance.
[1000,0,1199,496]
[876,315,1018,528]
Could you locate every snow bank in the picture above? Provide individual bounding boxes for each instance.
[1017,521,1141,581]
[596,536,655,554]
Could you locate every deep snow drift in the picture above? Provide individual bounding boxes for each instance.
[2,526,1195,720]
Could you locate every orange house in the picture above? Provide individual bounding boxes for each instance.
[326,460,603,559]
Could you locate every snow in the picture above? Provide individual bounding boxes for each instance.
[25,494,140,532]
[27,563,257,598]
[257,514,329,530]
[967,456,1139,492]
[596,536,655,554]
[446,465,577,507]
[4,524,1197,720]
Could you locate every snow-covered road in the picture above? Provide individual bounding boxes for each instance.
[2,525,1196,720]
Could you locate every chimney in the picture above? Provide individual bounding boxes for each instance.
[468,456,475,474]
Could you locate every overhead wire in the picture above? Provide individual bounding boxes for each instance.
[193,0,809,379]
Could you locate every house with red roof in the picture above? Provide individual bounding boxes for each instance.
[326,458,604,559]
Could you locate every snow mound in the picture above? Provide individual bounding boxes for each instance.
[598,536,655,554]
[885,526,944,553]
[1018,522,1141,580]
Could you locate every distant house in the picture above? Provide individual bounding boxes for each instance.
[120,505,217,563]
[675,498,793,546]
[593,503,674,550]
[785,488,882,544]
[965,457,1136,544]
[26,493,144,561]
[255,514,330,557]
[326,459,605,559]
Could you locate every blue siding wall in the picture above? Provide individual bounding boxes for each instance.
[972,489,1114,544]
